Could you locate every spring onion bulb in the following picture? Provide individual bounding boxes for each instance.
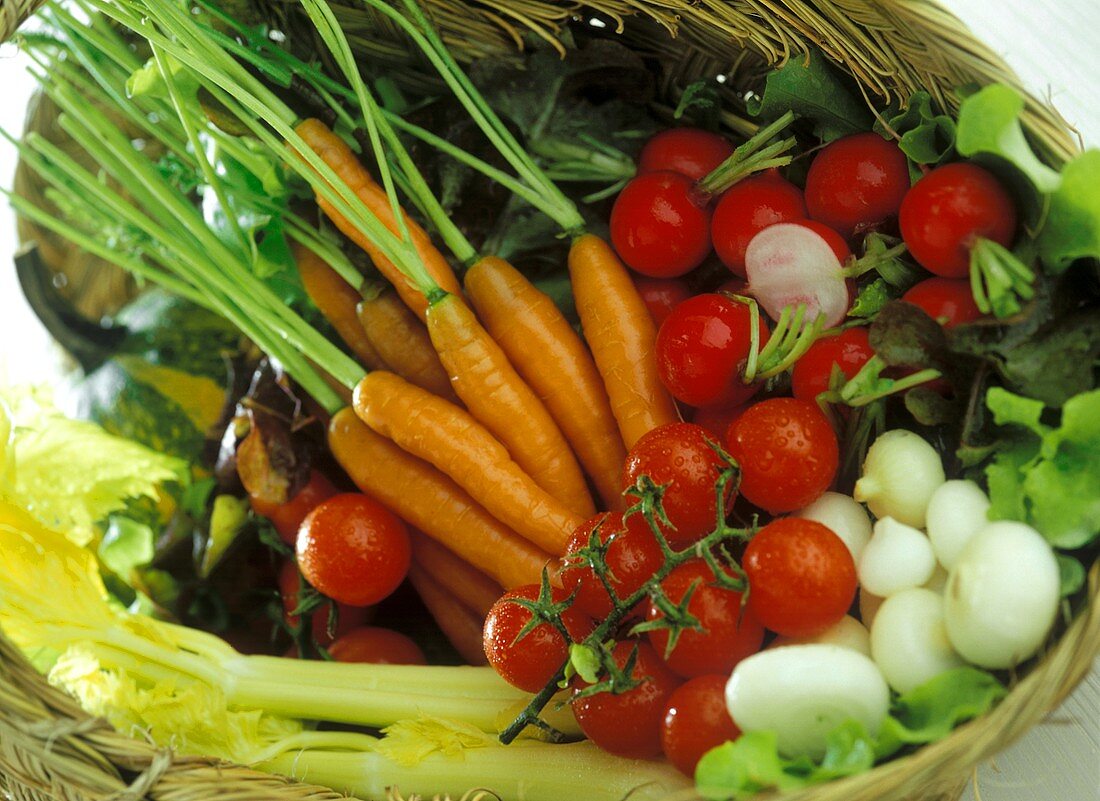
[796,492,873,563]
[926,480,991,569]
[854,430,945,528]
[859,517,936,597]
[870,588,965,693]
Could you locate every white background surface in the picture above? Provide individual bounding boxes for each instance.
[0,2,1097,799]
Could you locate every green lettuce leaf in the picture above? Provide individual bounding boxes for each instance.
[746,50,873,142]
[956,84,1061,194]
[0,390,186,546]
[98,516,156,583]
[878,91,956,165]
[984,387,1100,547]
[696,668,1004,800]
[1038,150,1100,273]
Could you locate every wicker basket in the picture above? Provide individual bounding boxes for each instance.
[0,1,1095,800]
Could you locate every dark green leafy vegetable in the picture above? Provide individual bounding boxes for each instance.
[848,279,890,319]
[877,91,956,165]
[746,50,872,142]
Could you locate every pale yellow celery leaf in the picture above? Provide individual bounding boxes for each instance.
[49,646,302,765]
[375,716,502,767]
[0,386,186,546]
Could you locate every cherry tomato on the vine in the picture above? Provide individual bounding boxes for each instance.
[645,559,764,678]
[791,327,874,403]
[251,469,337,546]
[610,171,712,278]
[572,640,682,759]
[899,162,1017,278]
[296,493,411,607]
[563,512,665,620]
[277,559,367,646]
[328,626,427,665]
[805,132,910,238]
[662,675,742,776]
[655,293,768,408]
[483,584,594,693]
[634,276,693,327]
[724,398,839,513]
[711,171,806,277]
[742,517,857,637]
[637,128,734,181]
[622,422,737,548]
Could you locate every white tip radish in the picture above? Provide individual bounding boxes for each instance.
[943,521,1060,669]
[744,223,849,327]
[854,430,945,528]
[796,492,873,563]
[926,480,991,569]
[725,644,889,759]
[859,517,936,597]
[870,588,965,693]
[771,615,871,656]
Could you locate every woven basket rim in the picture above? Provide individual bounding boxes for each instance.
[0,2,1096,801]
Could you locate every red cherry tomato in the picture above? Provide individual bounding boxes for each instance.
[711,172,806,277]
[328,626,427,665]
[572,640,682,759]
[791,327,875,402]
[805,132,910,238]
[277,559,366,646]
[690,402,748,442]
[483,584,594,692]
[634,276,692,327]
[655,293,768,407]
[610,171,712,278]
[662,675,741,776]
[637,128,734,181]
[646,559,764,678]
[622,422,737,548]
[563,512,665,620]
[251,470,338,546]
[789,218,852,263]
[725,398,839,513]
[899,162,1017,278]
[742,517,857,637]
[296,493,411,607]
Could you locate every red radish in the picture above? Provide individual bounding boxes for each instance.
[791,327,875,402]
[902,277,983,327]
[804,132,910,237]
[634,276,692,326]
[711,171,806,277]
[655,293,768,408]
[790,219,852,263]
[744,223,849,327]
[899,162,1017,278]
[638,128,734,181]
[610,171,711,277]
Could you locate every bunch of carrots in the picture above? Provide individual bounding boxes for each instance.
[279,113,678,663]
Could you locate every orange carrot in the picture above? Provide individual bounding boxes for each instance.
[425,292,596,517]
[328,407,551,589]
[465,256,627,509]
[294,118,462,318]
[567,234,679,449]
[410,530,502,618]
[408,564,488,666]
[356,286,458,403]
[354,371,583,556]
[294,243,386,371]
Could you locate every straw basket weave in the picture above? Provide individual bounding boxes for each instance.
[0,1,1096,800]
